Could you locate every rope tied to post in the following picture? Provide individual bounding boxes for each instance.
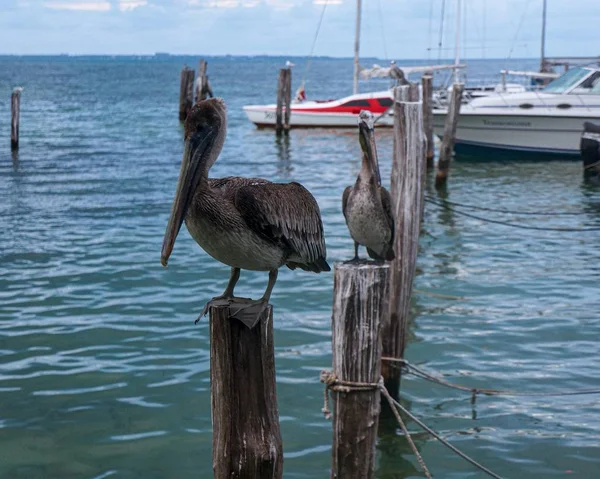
[319,368,506,479]
[319,370,380,419]
[319,371,433,479]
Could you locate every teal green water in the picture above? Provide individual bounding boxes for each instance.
[1,56,599,478]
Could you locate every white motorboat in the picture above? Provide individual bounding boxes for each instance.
[243,63,464,128]
[432,65,600,157]
[243,90,395,128]
[243,0,460,129]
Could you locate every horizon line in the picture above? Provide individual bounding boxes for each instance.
[0,53,545,61]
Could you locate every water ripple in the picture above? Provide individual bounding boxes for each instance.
[0,56,599,478]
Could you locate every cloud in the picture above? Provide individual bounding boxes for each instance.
[43,1,111,10]
[119,0,147,11]
[3,0,597,58]
[186,0,296,9]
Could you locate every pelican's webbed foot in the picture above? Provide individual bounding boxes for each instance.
[196,295,252,324]
[229,299,269,329]
[195,297,268,328]
[195,296,234,324]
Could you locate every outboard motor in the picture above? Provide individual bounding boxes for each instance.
[581,122,600,183]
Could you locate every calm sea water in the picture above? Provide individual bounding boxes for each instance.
[1,56,599,479]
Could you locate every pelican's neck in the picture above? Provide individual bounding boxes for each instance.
[193,165,212,203]
[358,152,374,184]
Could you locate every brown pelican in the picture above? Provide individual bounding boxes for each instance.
[342,110,395,262]
[161,98,330,328]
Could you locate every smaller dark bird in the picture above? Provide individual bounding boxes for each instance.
[342,110,395,262]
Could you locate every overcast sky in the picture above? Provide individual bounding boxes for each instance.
[2,0,598,59]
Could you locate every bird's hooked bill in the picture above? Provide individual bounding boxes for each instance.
[160,127,216,267]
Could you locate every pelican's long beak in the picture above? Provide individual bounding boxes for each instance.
[161,126,215,267]
[358,117,382,185]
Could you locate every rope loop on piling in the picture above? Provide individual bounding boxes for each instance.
[319,368,505,479]
[319,370,380,419]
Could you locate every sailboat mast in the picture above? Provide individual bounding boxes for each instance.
[453,0,461,84]
[353,0,362,95]
[540,0,547,70]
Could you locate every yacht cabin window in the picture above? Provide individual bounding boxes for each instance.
[542,67,594,94]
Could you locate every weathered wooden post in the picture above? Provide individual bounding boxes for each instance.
[195,59,213,103]
[283,68,292,132]
[435,82,464,188]
[275,68,291,135]
[328,262,388,479]
[389,83,419,197]
[11,87,22,151]
[178,66,195,121]
[382,87,425,398]
[210,304,283,478]
[422,75,434,170]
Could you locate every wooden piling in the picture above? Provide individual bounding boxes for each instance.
[390,83,419,196]
[329,262,388,479]
[435,82,464,188]
[195,59,213,103]
[422,75,434,170]
[276,68,291,135]
[178,66,195,122]
[210,305,283,479]
[382,89,425,398]
[283,68,292,132]
[11,88,21,151]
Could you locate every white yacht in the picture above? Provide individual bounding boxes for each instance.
[432,65,600,157]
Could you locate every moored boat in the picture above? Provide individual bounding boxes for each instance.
[432,65,600,157]
[243,90,394,128]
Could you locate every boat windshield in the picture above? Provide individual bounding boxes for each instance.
[542,67,593,93]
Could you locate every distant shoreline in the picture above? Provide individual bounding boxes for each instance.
[0,54,539,61]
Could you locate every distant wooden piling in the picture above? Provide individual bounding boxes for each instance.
[195,59,213,103]
[436,83,464,188]
[210,305,283,479]
[283,69,292,131]
[11,88,21,151]
[329,263,388,479]
[422,75,434,170]
[382,87,425,398]
[178,66,195,121]
[389,83,419,197]
[276,68,292,135]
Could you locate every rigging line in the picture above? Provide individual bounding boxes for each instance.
[504,0,532,69]
[385,392,505,479]
[376,0,389,61]
[437,0,446,63]
[424,196,587,216]
[427,0,434,61]
[302,0,329,86]
[426,198,600,231]
[482,0,486,59]
[462,0,466,68]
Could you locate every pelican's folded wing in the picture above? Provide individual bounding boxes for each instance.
[234,182,330,273]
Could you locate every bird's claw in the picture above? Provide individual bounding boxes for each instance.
[194,296,234,324]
